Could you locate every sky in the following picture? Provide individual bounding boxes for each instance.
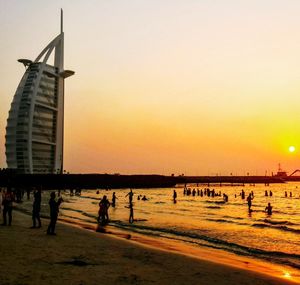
[1,0,300,175]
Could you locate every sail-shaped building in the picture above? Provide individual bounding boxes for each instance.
[5,11,74,174]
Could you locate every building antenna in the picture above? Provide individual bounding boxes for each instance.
[61,9,63,34]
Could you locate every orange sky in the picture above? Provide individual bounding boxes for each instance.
[1,0,300,175]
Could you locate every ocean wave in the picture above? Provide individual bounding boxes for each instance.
[261,219,296,226]
[108,221,300,269]
[206,218,235,224]
[204,200,226,204]
[223,215,244,220]
[252,223,300,234]
[206,218,248,226]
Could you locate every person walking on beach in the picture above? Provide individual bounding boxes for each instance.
[125,189,134,205]
[47,192,63,235]
[31,188,42,228]
[2,187,15,226]
[98,195,110,225]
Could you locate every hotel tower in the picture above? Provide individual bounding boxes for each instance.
[5,11,74,174]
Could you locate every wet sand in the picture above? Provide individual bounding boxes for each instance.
[0,211,297,285]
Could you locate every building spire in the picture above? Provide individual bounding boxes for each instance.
[61,9,63,34]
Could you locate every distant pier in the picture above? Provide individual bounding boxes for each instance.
[0,170,297,190]
[177,175,286,186]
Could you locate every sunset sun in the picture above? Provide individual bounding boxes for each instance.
[289,146,296,153]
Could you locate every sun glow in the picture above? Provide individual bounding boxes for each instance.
[283,272,292,279]
[289,146,296,153]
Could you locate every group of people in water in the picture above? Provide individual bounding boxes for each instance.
[182,186,275,215]
[1,184,296,233]
[95,185,282,228]
[97,189,154,225]
[183,187,228,200]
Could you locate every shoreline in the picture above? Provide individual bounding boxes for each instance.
[60,215,300,284]
[1,210,298,285]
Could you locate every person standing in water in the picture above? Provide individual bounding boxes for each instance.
[111,192,117,208]
[98,195,110,225]
[265,202,272,215]
[129,202,134,224]
[125,189,134,205]
[241,189,245,199]
[47,192,63,235]
[247,193,253,213]
[173,190,177,203]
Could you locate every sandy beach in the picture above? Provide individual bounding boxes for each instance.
[0,210,297,285]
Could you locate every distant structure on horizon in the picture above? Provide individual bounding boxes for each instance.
[5,10,74,174]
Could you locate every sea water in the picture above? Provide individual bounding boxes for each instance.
[17,182,300,278]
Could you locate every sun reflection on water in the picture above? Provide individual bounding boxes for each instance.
[283,271,291,279]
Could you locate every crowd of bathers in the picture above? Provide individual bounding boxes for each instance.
[1,185,297,235]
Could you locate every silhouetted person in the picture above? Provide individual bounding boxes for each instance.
[269,191,273,197]
[290,192,292,197]
[2,187,15,226]
[241,190,245,199]
[173,190,177,203]
[247,193,253,213]
[111,192,117,208]
[285,191,287,197]
[207,189,211,197]
[31,188,42,228]
[141,195,148,201]
[129,203,134,224]
[125,189,134,205]
[223,193,228,202]
[265,190,268,197]
[47,192,63,235]
[211,189,215,198]
[265,202,272,215]
[98,195,110,225]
